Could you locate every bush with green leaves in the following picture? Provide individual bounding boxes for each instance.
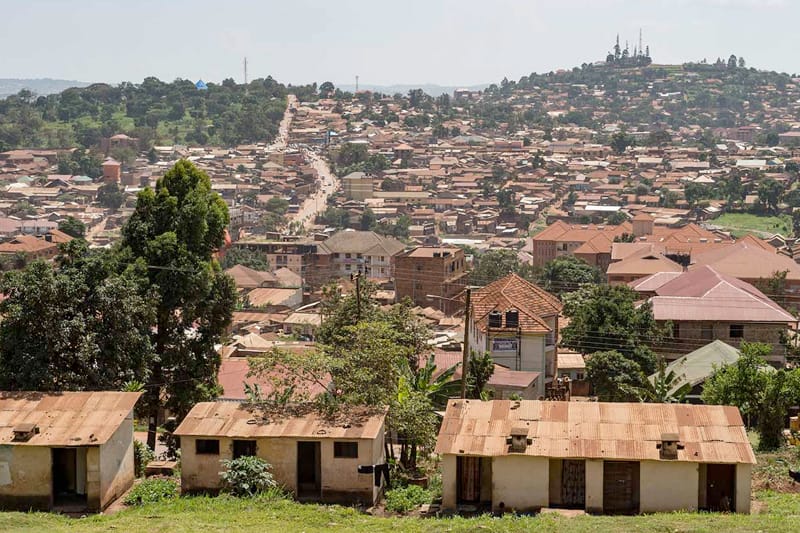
[133,440,155,477]
[384,484,432,514]
[220,456,278,497]
[123,477,179,506]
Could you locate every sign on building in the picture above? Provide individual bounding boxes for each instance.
[492,338,518,352]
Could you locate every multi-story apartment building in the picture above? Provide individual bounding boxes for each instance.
[394,246,469,314]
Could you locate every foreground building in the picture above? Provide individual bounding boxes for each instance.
[436,399,754,514]
[0,391,141,512]
[175,401,387,505]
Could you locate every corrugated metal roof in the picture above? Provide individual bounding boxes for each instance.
[174,401,386,440]
[435,399,755,464]
[0,391,141,447]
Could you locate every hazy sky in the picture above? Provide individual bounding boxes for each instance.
[2,0,797,86]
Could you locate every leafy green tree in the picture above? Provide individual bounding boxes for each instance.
[606,211,629,225]
[220,247,270,271]
[470,248,538,285]
[702,342,771,427]
[360,208,376,230]
[58,216,85,238]
[684,182,712,207]
[0,246,154,391]
[265,197,289,215]
[539,255,602,296]
[561,284,661,374]
[756,369,800,450]
[586,350,648,402]
[121,159,237,449]
[765,131,780,147]
[610,132,633,155]
[757,178,783,213]
[319,81,335,97]
[467,351,495,399]
[97,181,125,209]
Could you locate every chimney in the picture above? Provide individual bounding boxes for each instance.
[506,426,532,453]
[657,432,683,460]
[12,423,39,442]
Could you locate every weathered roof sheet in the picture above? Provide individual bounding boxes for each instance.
[0,391,141,446]
[175,401,386,440]
[435,399,755,464]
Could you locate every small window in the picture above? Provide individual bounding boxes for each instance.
[233,440,257,459]
[700,324,713,340]
[380,256,385,262]
[730,324,744,338]
[196,439,220,455]
[345,253,351,259]
[333,253,340,259]
[672,322,680,338]
[334,441,359,458]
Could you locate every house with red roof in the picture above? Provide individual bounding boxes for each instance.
[630,265,797,363]
[467,274,562,395]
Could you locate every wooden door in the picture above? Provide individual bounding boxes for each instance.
[457,456,481,503]
[603,461,640,514]
[706,464,735,512]
[297,441,321,499]
[561,460,586,508]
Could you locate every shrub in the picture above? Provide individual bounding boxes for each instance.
[123,477,179,506]
[384,485,432,514]
[133,440,155,477]
[220,456,278,497]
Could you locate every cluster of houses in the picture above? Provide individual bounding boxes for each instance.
[5,73,800,518]
[0,391,755,516]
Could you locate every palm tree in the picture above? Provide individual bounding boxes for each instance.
[642,358,691,403]
[392,355,460,472]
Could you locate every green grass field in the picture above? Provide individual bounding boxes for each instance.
[0,491,797,533]
[712,213,792,238]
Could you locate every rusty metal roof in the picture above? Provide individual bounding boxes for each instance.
[174,401,386,440]
[0,391,141,447]
[434,399,755,464]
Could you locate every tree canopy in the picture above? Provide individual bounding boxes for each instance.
[120,159,237,449]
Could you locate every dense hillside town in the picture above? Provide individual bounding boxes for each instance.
[2,32,800,531]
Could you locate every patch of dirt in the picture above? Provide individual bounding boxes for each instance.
[753,447,800,493]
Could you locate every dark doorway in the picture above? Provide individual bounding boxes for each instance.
[603,461,640,514]
[706,464,736,512]
[52,448,87,509]
[456,456,481,503]
[561,460,586,508]
[296,441,321,500]
[233,440,257,459]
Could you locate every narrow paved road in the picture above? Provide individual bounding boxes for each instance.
[273,94,338,230]
[290,150,337,229]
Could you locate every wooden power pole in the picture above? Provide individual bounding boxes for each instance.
[460,287,472,399]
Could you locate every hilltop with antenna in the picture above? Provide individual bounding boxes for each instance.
[604,29,652,68]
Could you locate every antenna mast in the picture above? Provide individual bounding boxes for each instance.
[243,57,248,85]
[355,75,359,92]
[639,29,643,57]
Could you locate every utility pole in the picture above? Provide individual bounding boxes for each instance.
[351,270,362,321]
[243,57,248,85]
[355,75,359,93]
[460,287,472,399]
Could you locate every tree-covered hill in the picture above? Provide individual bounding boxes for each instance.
[0,77,319,151]
[465,58,799,137]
